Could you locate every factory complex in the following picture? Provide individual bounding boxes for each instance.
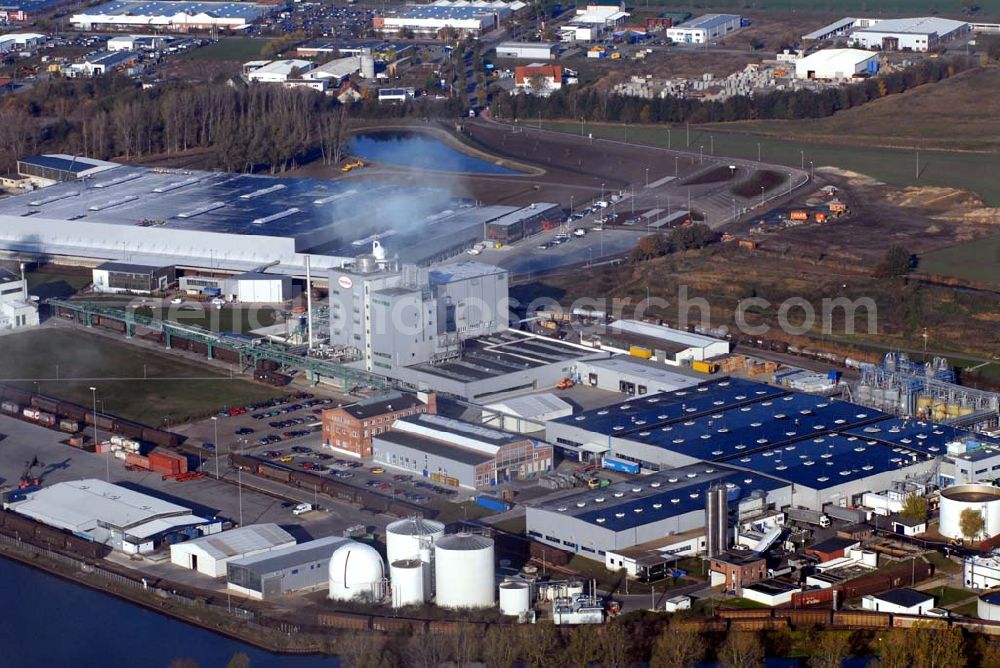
[802,16,972,52]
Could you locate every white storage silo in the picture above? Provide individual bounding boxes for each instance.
[328,542,385,602]
[390,559,425,608]
[939,484,1000,540]
[499,581,531,616]
[385,517,445,564]
[434,533,495,608]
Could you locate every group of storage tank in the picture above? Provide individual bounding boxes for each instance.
[386,517,445,608]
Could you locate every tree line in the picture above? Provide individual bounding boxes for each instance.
[0,76,465,175]
[490,57,974,125]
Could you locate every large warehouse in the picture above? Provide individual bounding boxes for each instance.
[71,0,271,31]
[594,319,730,366]
[666,14,741,45]
[227,535,352,599]
[170,524,297,577]
[8,479,217,554]
[374,5,499,37]
[794,48,879,80]
[496,41,556,60]
[849,16,969,51]
[526,464,790,557]
[0,158,526,275]
[373,413,554,488]
[571,355,703,395]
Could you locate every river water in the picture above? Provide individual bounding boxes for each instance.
[348,131,519,175]
[0,557,336,668]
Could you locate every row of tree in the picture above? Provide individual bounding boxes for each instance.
[632,223,718,261]
[490,57,973,125]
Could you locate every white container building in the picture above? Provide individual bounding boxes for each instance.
[434,533,495,608]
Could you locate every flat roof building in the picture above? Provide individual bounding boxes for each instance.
[496,41,556,60]
[862,588,934,615]
[373,413,554,488]
[667,13,741,45]
[484,203,561,243]
[374,5,498,37]
[16,154,118,185]
[227,535,352,599]
[92,261,176,295]
[71,1,271,31]
[571,355,704,395]
[794,48,879,80]
[0,266,38,331]
[8,479,215,554]
[246,59,316,83]
[593,319,730,365]
[481,392,573,433]
[170,524,297,577]
[849,16,970,52]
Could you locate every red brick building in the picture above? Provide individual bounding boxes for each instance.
[710,550,767,594]
[321,392,435,458]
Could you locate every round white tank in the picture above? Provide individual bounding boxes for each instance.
[939,484,1000,540]
[434,533,495,608]
[390,559,425,608]
[979,592,1000,621]
[567,581,584,597]
[386,517,446,565]
[328,542,385,602]
[499,581,531,616]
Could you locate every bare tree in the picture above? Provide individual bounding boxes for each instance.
[482,626,516,668]
[407,632,451,668]
[0,107,36,170]
[451,627,479,668]
[338,632,391,668]
[565,625,601,667]
[876,628,913,668]
[718,629,764,668]
[809,632,851,668]
[651,618,706,668]
[517,622,560,668]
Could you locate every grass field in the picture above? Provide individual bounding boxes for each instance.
[631,0,1000,17]
[0,329,285,425]
[918,233,1000,286]
[704,69,1000,153]
[179,38,267,62]
[542,121,1000,205]
[923,586,976,608]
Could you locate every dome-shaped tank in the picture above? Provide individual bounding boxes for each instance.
[499,581,531,616]
[434,533,495,608]
[386,517,445,565]
[328,542,385,602]
[390,559,425,608]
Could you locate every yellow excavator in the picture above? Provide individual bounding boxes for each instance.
[340,159,365,173]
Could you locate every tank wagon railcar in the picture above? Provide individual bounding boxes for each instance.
[228,453,437,519]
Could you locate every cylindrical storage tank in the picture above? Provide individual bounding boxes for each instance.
[386,518,446,565]
[499,581,531,616]
[328,542,385,602]
[566,581,584,597]
[434,533,495,608]
[938,484,1000,540]
[390,559,425,608]
[979,592,1000,621]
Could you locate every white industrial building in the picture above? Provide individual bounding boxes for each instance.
[65,50,141,78]
[666,14,741,45]
[0,32,47,53]
[107,35,168,51]
[8,479,217,554]
[481,393,573,433]
[15,154,118,187]
[245,59,316,83]
[794,48,879,80]
[571,356,703,395]
[170,524,297,577]
[0,266,39,330]
[71,0,270,31]
[496,41,556,60]
[849,16,970,52]
[227,535,351,599]
[179,272,292,303]
[375,6,498,37]
[862,588,934,615]
[303,53,376,82]
[560,4,629,42]
[596,319,730,366]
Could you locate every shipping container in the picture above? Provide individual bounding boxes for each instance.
[58,419,81,433]
[691,360,718,374]
[148,449,187,475]
[125,453,150,469]
[1,401,19,415]
[603,457,640,474]
[475,495,511,512]
[628,345,653,359]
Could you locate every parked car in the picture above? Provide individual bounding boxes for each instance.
[292,503,314,516]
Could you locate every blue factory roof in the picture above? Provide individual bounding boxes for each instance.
[723,433,934,490]
[635,394,885,462]
[844,418,1000,457]
[554,378,787,436]
[537,464,787,533]
[18,155,105,173]
[80,0,268,20]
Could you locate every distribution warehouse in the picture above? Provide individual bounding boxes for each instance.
[71,0,272,31]
[0,157,554,275]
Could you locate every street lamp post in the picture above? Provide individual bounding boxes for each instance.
[601,183,605,202]
[800,150,805,170]
[570,194,574,215]
[667,127,671,150]
[760,186,765,207]
[810,161,814,181]
[699,145,703,164]
[90,387,106,482]
[645,167,649,188]
[212,416,219,479]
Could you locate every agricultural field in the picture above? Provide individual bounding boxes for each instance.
[0,329,284,425]
[703,68,1000,153]
[541,120,1000,205]
[177,38,267,62]
[917,232,1000,286]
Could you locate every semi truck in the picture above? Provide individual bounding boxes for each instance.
[784,507,831,528]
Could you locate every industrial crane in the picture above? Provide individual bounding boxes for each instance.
[19,456,44,489]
